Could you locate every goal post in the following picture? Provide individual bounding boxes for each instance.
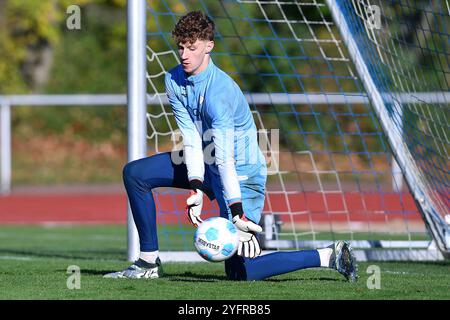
[126,0,147,262]
[139,0,449,261]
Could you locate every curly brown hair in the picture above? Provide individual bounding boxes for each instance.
[172,11,215,44]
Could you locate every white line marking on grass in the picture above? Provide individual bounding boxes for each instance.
[0,255,33,261]
[383,270,415,275]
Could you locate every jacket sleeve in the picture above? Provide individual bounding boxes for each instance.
[207,92,242,206]
[165,72,204,184]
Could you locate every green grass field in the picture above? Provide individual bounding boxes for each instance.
[0,225,449,300]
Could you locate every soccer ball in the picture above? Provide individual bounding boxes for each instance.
[194,217,239,262]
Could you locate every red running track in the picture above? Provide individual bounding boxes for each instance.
[0,191,421,224]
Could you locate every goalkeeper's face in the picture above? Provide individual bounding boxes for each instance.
[178,39,214,75]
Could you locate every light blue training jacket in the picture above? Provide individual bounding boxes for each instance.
[165,59,266,205]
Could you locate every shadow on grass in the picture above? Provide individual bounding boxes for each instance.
[167,271,228,282]
[64,269,347,283]
[71,269,118,276]
[264,276,343,283]
[156,273,343,283]
[75,270,227,282]
[110,271,343,283]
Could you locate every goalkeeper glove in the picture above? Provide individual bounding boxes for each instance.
[230,203,262,259]
[186,189,204,227]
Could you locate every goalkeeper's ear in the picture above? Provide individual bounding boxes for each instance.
[205,40,214,54]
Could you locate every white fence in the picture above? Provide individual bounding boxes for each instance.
[0,94,126,194]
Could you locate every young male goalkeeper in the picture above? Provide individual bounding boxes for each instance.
[105,11,358,282]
